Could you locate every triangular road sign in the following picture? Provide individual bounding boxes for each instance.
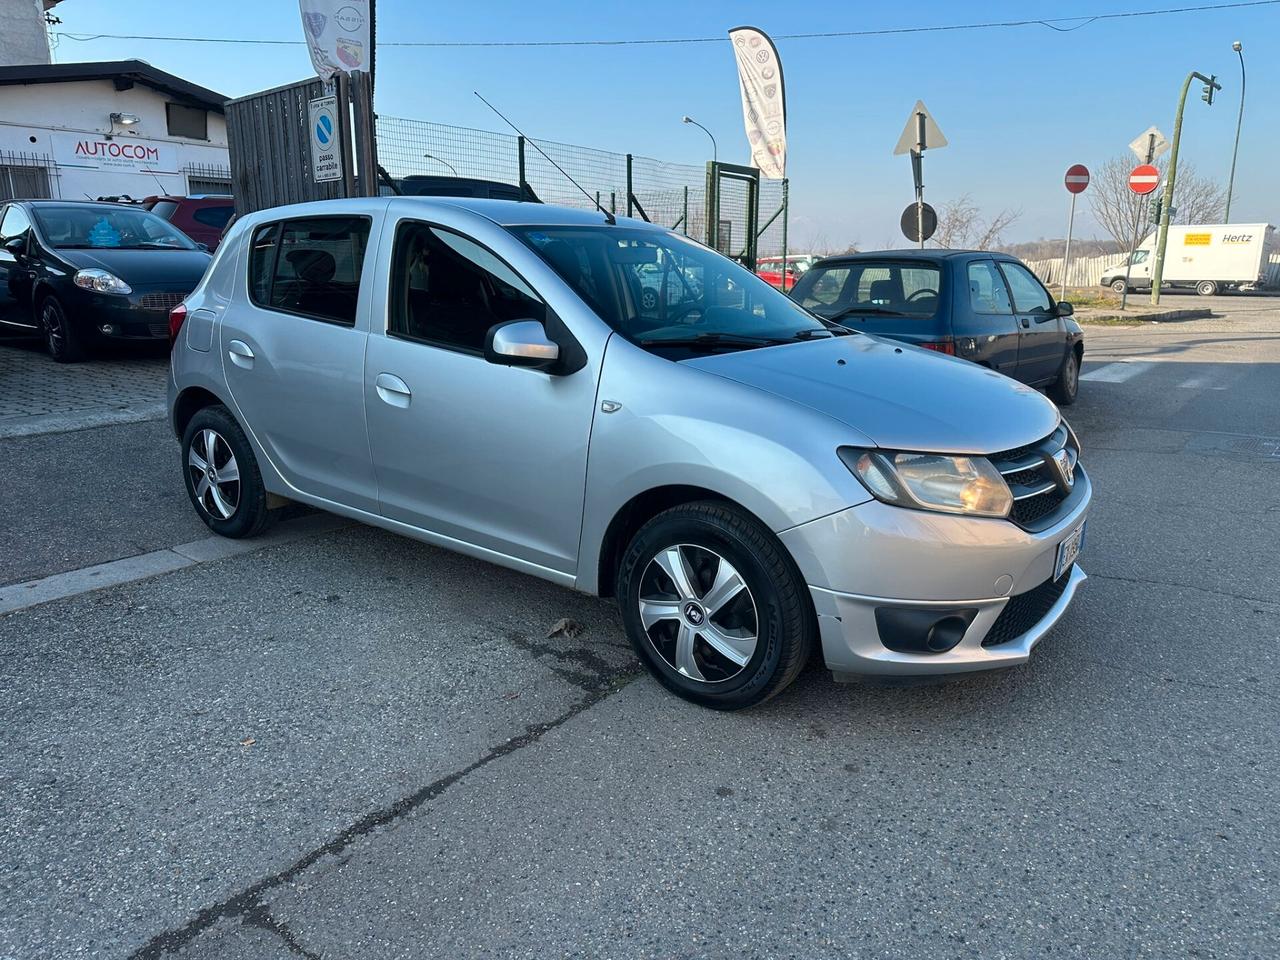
[893,100,948,155]
[1129,126,1170,163]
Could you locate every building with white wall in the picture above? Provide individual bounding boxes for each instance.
[0,60,231,202]
[0,0,61,67]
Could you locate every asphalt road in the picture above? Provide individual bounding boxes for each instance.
[1,303,1277,959]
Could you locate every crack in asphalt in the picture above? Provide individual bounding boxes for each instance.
[1089,572,1280,609]
[126,664,643,959]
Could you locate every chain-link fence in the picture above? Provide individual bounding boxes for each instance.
[375,115,788,262]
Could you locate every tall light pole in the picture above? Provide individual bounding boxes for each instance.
[681,116,717,164]
[423,153,459,176]
[1225,41,1245,223]
[1150,69,1220,306]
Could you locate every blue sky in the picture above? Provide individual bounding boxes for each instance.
[49,0,1278,247]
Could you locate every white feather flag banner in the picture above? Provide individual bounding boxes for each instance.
[728,26,787,179]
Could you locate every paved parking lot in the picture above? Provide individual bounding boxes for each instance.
[1,301,1277,959]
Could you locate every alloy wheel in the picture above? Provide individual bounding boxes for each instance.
[187,428,241,519]
[638,543,758,683]
[42,303,65,355]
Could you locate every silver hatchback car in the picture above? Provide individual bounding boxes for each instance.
[169,198,1090,710]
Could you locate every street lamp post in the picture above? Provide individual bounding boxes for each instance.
[423,153,458,176]
[1149,69,1221,306]
[681,116,717,164]
[1225,41,1245,223]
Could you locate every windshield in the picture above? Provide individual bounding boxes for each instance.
[32,205,196,250]
[793,261,942,320]
[511,226,836,351]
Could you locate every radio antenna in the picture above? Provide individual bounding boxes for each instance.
[474,91,616,225]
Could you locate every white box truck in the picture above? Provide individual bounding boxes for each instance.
[1100,223,1271,296]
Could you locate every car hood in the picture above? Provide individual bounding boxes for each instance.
[53,247,212,285]
[684,335,1060,455]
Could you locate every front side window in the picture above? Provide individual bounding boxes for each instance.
[967,261,1013,315]
[30,204,195,250]
[795,261,942,321]
[390,221,543,353]
[999,261,1054,314]
[513,226,832,351]
[247,216,369,325]
[1131,249,1150,265]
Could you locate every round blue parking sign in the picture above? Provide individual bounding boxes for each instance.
[315,113,333,147]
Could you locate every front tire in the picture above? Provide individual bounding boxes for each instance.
[1049,347,1080,406]
[617,501,813,710]
[41,297,88,363]
[181,405,276,538]
[1109,278,1127,295]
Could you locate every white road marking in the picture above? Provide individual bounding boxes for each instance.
[1080,360,1156,383]
[1178,374,1210,389]
[0,514,350,616]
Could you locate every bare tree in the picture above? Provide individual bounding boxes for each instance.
[932,194,1021,250]
[1090,154,1225,250]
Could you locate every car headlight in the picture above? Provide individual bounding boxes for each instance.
[73,269,132,295]
[839,447,1012,518]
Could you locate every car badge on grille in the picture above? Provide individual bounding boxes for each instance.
[1052,449,1074,490]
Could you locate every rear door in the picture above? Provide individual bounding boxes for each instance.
[219,214,379,512]
[998,259,1065,384]
[954,259,1019,375]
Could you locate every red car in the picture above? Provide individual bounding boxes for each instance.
[143,195,235,252]
[755,255,817,291]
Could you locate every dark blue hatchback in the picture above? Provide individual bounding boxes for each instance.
[788,249,1084,405]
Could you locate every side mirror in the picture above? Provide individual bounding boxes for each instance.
[196,242,210,252]
[2,236,24,257]
[1056,301,1074,316]
[484,319,560,371]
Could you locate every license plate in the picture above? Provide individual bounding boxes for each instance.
[1055,522,1085,580]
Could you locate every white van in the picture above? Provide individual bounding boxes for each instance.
[1100,223,1271,296]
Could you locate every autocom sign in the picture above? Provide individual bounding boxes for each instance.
[50,132,174,172]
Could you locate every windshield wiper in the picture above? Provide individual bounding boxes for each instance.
[822,305,908,320]
[637,332,790,349]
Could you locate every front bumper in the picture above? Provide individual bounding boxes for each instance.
[781,468,1091,677]
[69,287,190,341]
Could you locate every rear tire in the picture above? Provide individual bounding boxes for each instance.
[181,405,276,539]
[1196,280,1218,297]
[616,501,813,710]
[1049,347,1080,406]
[1109,278,1127,295]
[41,297,88,363]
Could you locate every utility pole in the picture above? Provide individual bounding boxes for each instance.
[1150,70,1220,306]
[1225,41,1245,223]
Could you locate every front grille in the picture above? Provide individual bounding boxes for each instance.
[139,291,190,312]
[989,423,1079,530]
[982,569,1073,647]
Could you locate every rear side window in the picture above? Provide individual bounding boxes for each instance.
[390,221,544,353]
[999,261,1054,314]
[967,261,1013,315]
[192,205,234,228]
[247,216,370,325]
[148,200,179,221]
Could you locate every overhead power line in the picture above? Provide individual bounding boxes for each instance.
[53,1,1280,49]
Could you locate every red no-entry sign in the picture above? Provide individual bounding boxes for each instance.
[1129,164,1160,195]
[1064,164,1090,194]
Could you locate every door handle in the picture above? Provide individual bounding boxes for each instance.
[227,339,255,368]
[375,372,412,408]
[1019,317,1031,329]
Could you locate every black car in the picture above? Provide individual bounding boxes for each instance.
[0,200,212,362]
[789,250,1084,405]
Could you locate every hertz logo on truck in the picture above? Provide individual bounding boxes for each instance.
[1222,233,1254,244]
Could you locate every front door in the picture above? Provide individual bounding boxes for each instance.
[998,260,1065,385]
[219,214,379,512]
[363,218,599,576]
[0,204,36,328]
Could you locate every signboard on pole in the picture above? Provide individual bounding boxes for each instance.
[308,95,342,182]
[298,0,371,80]
[1129,126,1169,164]
[728,26,787,180]
[900,202,937,243]
[1064,164,1090,194]
[1129,164,1160,195]
[893,101,947,155]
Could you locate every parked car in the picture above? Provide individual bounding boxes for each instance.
[169,198,1090,710]
[0,199,212,362]
[755,254,817,291]
[1099,223,1271,296]
[385,175,534,202]
[789,250,1084,405]
[143,195,235,252]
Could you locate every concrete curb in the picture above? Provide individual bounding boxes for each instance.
[0,402,166,440]
[1078,308,1214,325]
